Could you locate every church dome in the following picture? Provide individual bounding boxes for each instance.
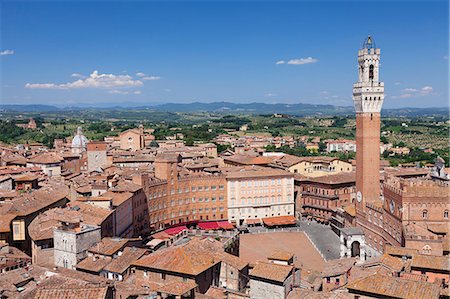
[72,127,88,149]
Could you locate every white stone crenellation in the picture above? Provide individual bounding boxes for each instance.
[353,46,385,113]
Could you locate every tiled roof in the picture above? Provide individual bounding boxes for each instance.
[12,173,38,181]
[69,201,113,226]
[103,247,147,274]
[224,166,293,179]
[287,288,352,299]
[250,261,294,283]
[6,185,68,216]
[295,172,356,185]
[345,273,441,299]
[322,258,356,277]
[28,152,63,164]
[411,254,450,272]
[76,256,111,273]
[110,181,142,193]
[88,238,130,256]
[224,155,274,165]
[34,286,110,299]
[101,191,133,207]
[0,213,16,233]
[28,208,82,241]
[268,250,294,262]
[133,238,238,276]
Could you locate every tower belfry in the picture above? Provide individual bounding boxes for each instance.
[353,35,385,214]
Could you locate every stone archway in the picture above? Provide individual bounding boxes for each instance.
[351,241,360,257]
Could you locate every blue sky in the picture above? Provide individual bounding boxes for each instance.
[1,0,448,108]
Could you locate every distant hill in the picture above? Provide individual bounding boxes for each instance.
[154,101,354,116]
[0,104,61,112]
[1,102,448,117]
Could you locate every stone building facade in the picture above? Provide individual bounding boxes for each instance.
[87,141,108,172]
[53,223,101,270]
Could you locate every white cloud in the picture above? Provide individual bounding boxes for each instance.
[164,89,172,92]
[394,82,401,86]
[25,70,143,90]
[320,91,330,95]
[142,76,160,81]
[109,89,142,95]
[0,50,14,56]
[391,85,435,99]
[71,73,85,78]
[287,57,318,65]
[136,72,146,77]
[444,56,449,60]
[275,60,285,65]
[264,93,277,97]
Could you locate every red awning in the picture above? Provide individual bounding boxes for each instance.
[198,221,220,230]
[217,221,234,230]
[164,225,187,236]
[262,216,297,227]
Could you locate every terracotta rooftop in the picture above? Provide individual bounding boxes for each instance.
[411,254,450,272]
[133,238,235,276]
[224,155,274,166]
[364,254,406,272]
[110,180,142,193]
[34,286,111,299]
[88,238,130,256]
[76,256,112,273]
[268,250,294,262]
[27,152,63,164]
[0,213,16,233]
[12,173,38,182]
[28,208,82,241]
[287,288,352,299]
[250,261,294,283]
[345,273,441,299]
[322,258,356,277]
[342,204,356,217]
[101,191,133,207]
[5,185,68,217]
[224,166,293,179]
[69,201,113,226]
[295,172,356,185]
[103,247,147,274]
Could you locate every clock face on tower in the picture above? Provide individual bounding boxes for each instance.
[357,191,362,202]
[389,200,395,214]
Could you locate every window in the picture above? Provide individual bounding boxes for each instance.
[444,210,449,219]
[335,278,340,285]
[219,185,224,190]
[161,273,166,280]
[326,277,330,284]
[369,64,374,80]
[422,210,428,219]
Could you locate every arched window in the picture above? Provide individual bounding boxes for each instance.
[369,64,374,80]
[422,210,428,219]
[444,210,449,219]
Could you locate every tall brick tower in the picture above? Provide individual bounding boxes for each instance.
[353,36,384,216]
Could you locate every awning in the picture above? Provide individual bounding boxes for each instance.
[217,221,234,230]
[198,221,220,230]
[164,225,188,236]
[262,215,297,227]
[246,218,262,225]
